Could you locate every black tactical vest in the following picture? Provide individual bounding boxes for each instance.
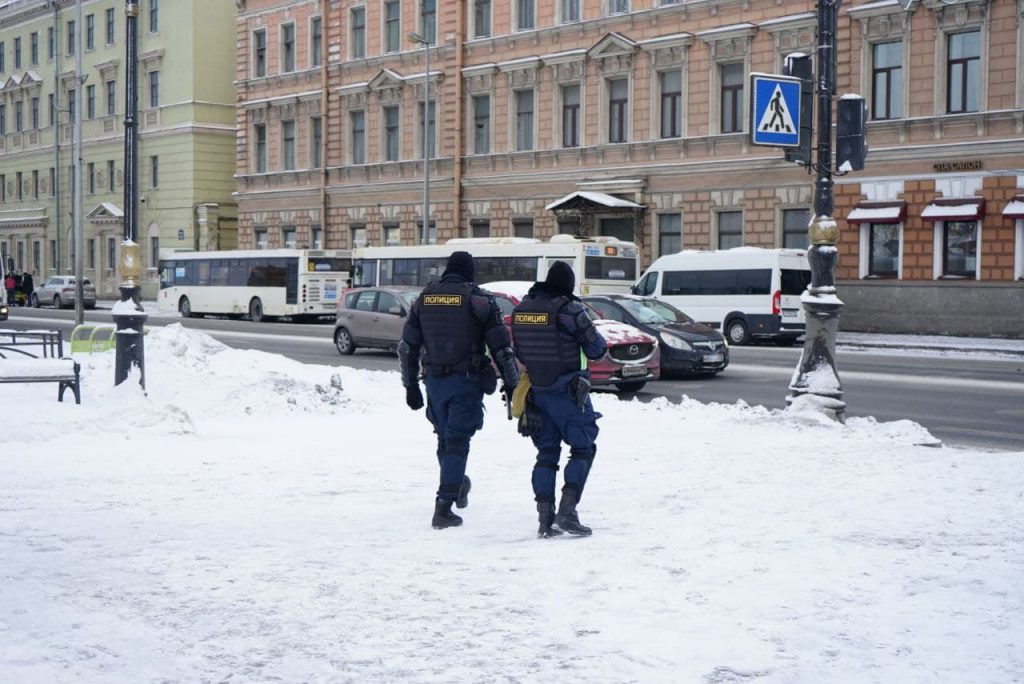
[418,281,484,374]
[512,294,580,388]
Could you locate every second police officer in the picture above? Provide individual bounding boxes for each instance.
[512,261,607,537]
[398,251,519,530]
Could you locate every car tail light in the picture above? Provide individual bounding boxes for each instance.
[772,290,781,315]
[62,287,74,293]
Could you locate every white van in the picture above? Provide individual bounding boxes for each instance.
[632,247,812,345]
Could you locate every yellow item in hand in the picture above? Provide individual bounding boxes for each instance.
[511,372,532,418]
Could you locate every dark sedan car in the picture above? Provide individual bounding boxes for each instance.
[583,294,729,377]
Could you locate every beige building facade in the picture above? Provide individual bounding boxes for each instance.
[236,0,1024,336]
[0,0,237,299]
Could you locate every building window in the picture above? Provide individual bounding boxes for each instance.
[515,90,534,151]
[941,221,977,277]
[33,170,40,199]
[383,222,401,246]
[86,84,95,119]
[311,17,322,67]
[0,174,5,202]
[871,41,903,120]
[472,95,490,154]
[384,1,401,53]
[513,218,534,238]
[106,160,115,189]
[14,36,21,69]
[562,84,580,148]
[48,27,54,60]
[149,0,159,33]
[350,110,365,164]
[150,236,159,268]
[67,89,75,121]
[148,70,160,108]
[0,41,4,72]
[106,80,117,116]
[351,7,366,59]
[658,214,682,256]
[253,30,267,77]
[33,241,41,273]
[384,105,400,161]
[416,220,437,244]
[608,0,630,15]
[16,171,22,200]
[30,32,38,65]
[67,20,75,54]
[14,101,22,132]
[560,0,580,24]
[471,219,491,238]
[516,0,535,31]
[350,225,368,248]
[254,228,268,249]
[419,100,436,159]
[0,104,5,134]
[718,211,743,249]
[48,94,55,126]
[474,0,491,38]
[87,239,95,269]
[720,62,743,133]
[608,78,629,143]
[282,227,297,249]
[659,70,682,138]
[281,24,295,73]
[50,240,57,269]
[947,31,980,114]
[421,0,436,45]
[86,14,95,50]
[107,237,117,270]
[106,8,115,45]
[310,225,323,249]
[87,163,95,194]
[868,223,899,277]
[150,155,159,188]
[31,97,39,129]
[311,116,322,168]
[782,209,810,249]
[281,120,296,170]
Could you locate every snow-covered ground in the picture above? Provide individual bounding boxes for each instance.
[1,325,1022,683]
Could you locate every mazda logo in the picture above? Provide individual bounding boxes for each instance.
[629,344,639,355]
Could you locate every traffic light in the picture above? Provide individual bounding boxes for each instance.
[837,95,868,172]
[782,53,813,168]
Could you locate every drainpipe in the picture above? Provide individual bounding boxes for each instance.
[52,0,62,274]
[319,0,329,248]
[452,0,465,238]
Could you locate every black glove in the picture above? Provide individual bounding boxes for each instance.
[570,375,591,412]
[517,401,543,437]
[493,347,520,395]
[405,384,424,411]
[480,362,498,395]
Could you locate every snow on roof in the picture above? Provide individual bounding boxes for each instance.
[545,191,644,211]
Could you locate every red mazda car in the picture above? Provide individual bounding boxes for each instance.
[483,281,660,393]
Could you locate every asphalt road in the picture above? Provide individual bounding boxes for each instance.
[5,306,1023,452]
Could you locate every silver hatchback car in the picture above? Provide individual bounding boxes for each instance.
[334,286,421,355]
[31,275,98,309]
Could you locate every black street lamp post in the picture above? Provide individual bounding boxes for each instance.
[787,0,845,420]
[113,0,147,388]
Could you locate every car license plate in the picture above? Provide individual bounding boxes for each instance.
[703,353,724,364]
[621,364,647,378]
[782,308,799,318]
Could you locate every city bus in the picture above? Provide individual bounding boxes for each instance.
[157,249,352,322]
[351,235,639,295]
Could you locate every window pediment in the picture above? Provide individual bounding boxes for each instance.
[697,23,758,60]
[588,32,638,59]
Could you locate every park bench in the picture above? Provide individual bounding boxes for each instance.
[0,329,82,404]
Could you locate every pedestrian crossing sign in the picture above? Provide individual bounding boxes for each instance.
[750,73,802,147]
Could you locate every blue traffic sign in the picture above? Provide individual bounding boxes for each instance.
[750,73,802,147]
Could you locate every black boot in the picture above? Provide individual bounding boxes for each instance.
[432,499,463,529]
[537,502,564,538]
[456,475,472,509]
[554,488,592,536]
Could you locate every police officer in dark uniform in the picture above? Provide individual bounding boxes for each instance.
[512,261,607,537]
[399,251,519,530]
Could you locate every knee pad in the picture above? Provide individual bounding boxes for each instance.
[534,459,559,472]
[569,446,596,463]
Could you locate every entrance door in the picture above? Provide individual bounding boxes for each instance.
[599,217,634,242]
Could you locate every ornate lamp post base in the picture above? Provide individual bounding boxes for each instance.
[113,240,147,389]
[788,237,845,422]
